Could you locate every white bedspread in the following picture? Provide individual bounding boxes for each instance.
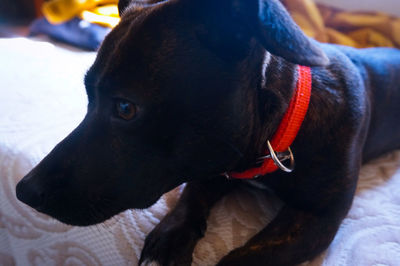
[0,38,399,266]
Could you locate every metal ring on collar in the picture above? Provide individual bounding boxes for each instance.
[266,140,295,173]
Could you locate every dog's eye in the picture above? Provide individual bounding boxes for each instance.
[116,100,136,120]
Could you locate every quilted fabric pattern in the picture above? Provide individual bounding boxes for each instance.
[0,38,399,265]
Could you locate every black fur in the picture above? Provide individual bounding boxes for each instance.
[16,0,400,265]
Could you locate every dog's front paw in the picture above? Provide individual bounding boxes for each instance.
[139,213,205,266]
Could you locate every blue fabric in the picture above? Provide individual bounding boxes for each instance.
[30,17,111,51]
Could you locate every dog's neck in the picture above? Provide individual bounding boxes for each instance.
[234,51,298,172]
[260,52,298,141]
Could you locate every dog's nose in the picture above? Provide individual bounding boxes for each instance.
[16,175,45,209]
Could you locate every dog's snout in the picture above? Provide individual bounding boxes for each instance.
[16,175,46,209]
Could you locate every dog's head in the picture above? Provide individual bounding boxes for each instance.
[16,0,327,226]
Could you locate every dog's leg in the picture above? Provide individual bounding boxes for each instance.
[216,203,349,266]
[139,176,238,266]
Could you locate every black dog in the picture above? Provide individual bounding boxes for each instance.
[16,0,400,265]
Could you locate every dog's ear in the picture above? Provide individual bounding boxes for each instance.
[196,0,329,66]
[255,0,328,66]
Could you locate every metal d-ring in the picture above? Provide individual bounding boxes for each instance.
[266,141,295,173]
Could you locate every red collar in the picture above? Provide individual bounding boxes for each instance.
[225,65,312,179]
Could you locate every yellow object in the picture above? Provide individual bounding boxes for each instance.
[81,9,120,28]
[325,28,359,47]
[79,5,120,28]
[92,5,119,17]
[283,0,400,48]
[42,0,118,25]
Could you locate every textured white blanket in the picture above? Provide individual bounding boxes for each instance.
[0,38,399,266]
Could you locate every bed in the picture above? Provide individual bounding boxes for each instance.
[0,36,399,266]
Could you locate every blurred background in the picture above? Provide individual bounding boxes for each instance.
[0,0,41,22]
[316,0,400,16]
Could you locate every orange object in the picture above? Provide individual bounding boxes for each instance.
[283,0,400,48]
